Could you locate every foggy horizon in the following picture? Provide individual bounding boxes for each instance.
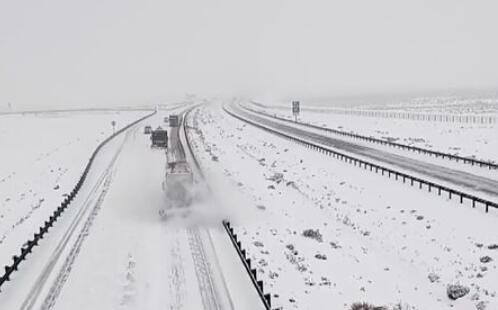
[1,0,498,110]
[1,2,498,308]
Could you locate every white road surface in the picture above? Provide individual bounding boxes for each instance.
[0,110,264,310]
[229,104,498,200]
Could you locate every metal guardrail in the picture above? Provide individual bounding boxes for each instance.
[240,105,498,169]
[222,221,273,310]
[249,101,498,124]
[242,105,498,170]
[182,107,278,310]
[224,106,498,213]
[0,111,156,291]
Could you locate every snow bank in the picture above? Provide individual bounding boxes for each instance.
[0,110,150,268]
[187,102,498,310]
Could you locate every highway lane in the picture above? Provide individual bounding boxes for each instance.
[49,112,233,310]
[0,109,236,310]
[230,105,498,199]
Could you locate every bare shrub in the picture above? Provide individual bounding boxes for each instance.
[350,302,387,310]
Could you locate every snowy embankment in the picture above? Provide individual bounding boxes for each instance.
[187,103,498,310]
[247,101,498,163]
[0,110,150,268]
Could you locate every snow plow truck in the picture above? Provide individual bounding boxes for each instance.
[160,114,194,218]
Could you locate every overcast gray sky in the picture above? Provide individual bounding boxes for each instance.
[1,0,497,109]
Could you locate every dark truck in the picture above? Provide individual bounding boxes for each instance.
[150,127,168,148]
[169,114,180,127]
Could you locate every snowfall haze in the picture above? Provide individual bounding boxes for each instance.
[2,2,498,310]
[1,0,498,110]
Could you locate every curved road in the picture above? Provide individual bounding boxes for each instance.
[0,109,239,310]
[229,105,498,199]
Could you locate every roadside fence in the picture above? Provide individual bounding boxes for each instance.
[249,101,497,125]
[224,106,498,214]
[242,105,497,170]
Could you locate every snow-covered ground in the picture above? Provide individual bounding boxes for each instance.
[0,110,150,269]
[355,96,498,115]
[187,102,498,310]
[1,101,497,310]
[0,107,264,310]
[45,110,262,310]
[247,101,498,163]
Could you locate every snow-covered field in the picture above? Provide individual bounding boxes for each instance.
[1,100,496,310]
[0,106,266,310]
[0,110,150,268]
[354,96,498,115]
[187,102,498,310]
[247,100,498,163]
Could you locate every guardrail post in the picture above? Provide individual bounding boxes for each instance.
[3,266,12,280]
[12,256,19,270]
[257,280,264,291]
[264,293,272,308]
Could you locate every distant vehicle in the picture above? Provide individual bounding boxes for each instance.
[150,127,168,148]
[144,125,152,134]
[169,114,180,127]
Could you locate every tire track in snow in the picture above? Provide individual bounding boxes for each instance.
[40,172,113,309]
[187,227,222,310]
[182,107,236,310]
[20,128,130,310]
[168,235,187,310]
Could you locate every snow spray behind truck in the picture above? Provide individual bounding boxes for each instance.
[160,114,194,218]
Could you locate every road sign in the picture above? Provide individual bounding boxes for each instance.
[292,101,300,121]
[292,101,300,113]
[111,120,116,133]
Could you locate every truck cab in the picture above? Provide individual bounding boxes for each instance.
[169,114,180,127]
[150,127,168,148]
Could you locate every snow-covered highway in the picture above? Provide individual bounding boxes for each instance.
[1,101,497,310]
[228,104,498,201]
[185,102,498,309]
[0,108,265,310]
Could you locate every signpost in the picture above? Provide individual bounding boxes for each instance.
[111,120,116,134]
[292,100,300,122]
